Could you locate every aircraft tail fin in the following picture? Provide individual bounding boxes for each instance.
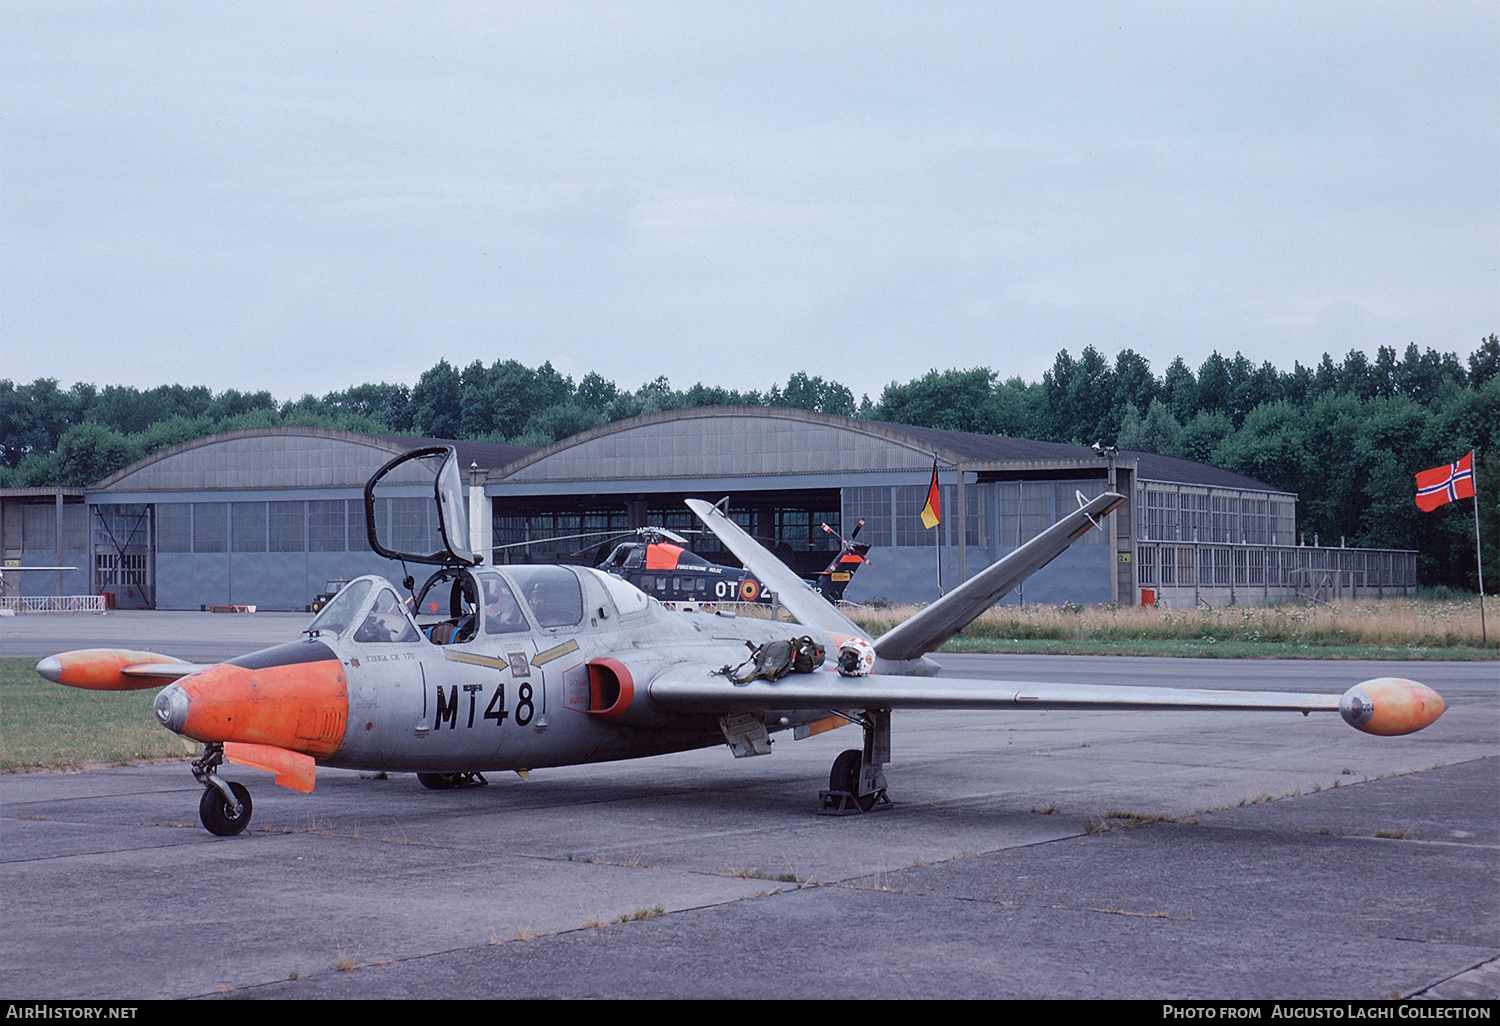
[688,490,1126,662]
[873,491,1127,663]
[685,499,870,642]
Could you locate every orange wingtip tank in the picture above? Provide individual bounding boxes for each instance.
[1340,678,1445,736]
[35,649,194,691]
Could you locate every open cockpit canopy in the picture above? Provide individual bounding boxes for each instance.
[364,446,477,567]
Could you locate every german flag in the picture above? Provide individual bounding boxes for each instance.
[920,461,941,529]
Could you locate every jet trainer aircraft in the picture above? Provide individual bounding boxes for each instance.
[37,446,1445,835]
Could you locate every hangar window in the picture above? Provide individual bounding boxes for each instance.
[308,500,346,551]
[269,501,305,552]
[351,500,375,552]
[157,504,191,553]
[1137,546,1156,586]
[389,497,440,555]
[1173,547,1193,585]
[842,487,891,547]
[193,503,228,553]
[20,504,55,553]
[494,509,628,561]
[232,502,267,552]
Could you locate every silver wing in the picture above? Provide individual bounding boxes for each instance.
[647,665,1440,737]
[684,493,1443,740]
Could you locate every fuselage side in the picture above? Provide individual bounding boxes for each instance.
[157,566,822,776]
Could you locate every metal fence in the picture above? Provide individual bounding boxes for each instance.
[0,595,108,614]
[1134,543,1417,606]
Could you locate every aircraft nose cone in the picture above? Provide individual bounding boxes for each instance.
[35,656,61,683]
[154,684,189,734]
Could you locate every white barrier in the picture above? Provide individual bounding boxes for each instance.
[0,595,107,614]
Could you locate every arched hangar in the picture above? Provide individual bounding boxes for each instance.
[71,409,1413,611]
[487,407,1382,608]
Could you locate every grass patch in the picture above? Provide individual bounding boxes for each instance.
[850,596,1496,659]
[0,658,200,771]
[729,866,804,884]
[1087,810,1181,833]
[613,905,667,923]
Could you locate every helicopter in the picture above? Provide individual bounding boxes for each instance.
[594,526,767,605]
[36,445,1445,835]
[592,518,869,607]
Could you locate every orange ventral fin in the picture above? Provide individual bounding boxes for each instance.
[224,742,317,793]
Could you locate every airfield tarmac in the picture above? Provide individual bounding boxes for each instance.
[1,611,1496,1000]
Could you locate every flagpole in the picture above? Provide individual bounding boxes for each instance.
[936,513,943,597]
[921,456,943,598]
[1474,450,1488,648]
[935,461,943,598]
[1415,449,1485,647]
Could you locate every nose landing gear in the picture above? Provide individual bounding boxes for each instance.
[199,780,252,836]
[192,743,253,836]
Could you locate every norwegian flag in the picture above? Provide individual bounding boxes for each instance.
[1414,451,1476,512]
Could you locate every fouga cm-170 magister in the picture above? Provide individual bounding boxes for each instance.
[37,446,1445,835]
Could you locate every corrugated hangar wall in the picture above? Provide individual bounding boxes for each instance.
[74,412,1329,610]
[86,428,528,610]
[488,408,1126,607]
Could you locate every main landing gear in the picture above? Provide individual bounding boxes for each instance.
[192,743,252,836]
[417,771,488,790]
[819,709,892,814]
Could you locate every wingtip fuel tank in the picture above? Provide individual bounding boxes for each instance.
[35,649,194,690]
[1340,678,1445,736]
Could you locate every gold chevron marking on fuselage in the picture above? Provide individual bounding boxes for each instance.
[531,640,580,666]
[442,650,511,670]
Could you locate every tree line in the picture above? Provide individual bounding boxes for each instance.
[2,337,1495,589]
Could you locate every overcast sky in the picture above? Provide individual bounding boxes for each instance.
[3,2,1496,407]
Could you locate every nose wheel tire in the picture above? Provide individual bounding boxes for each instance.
[199,782,252,836]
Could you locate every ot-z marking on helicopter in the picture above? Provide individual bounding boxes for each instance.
[36,445,1446,834]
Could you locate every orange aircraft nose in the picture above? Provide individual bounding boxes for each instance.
[152,640,349,759]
